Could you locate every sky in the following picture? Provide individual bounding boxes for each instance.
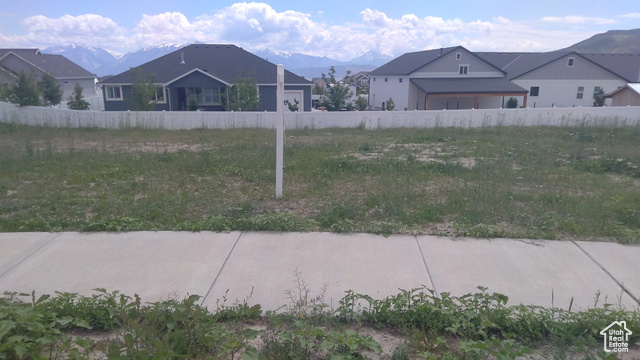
[1,0,639,60]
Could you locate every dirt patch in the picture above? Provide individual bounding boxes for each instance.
[350,142,477,168]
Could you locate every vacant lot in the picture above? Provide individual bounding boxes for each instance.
[1,123,639,242]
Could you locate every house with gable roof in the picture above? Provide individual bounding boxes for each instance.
[369,46,529,111]
[369,45,640,111]
[99,44,312,112]
[0,48,99,108]
[477,51,640,108]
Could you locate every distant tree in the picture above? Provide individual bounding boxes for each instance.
[187,97,198,111]
[284,98,299,112]
[355,96,368,111]
[67,83,90,110]
[126,67,158,111]
[10,71,41,107]
[228,73,260,111]
[506,97,518,108]
[593,88,605,107]
[357,84,369,96]
[384,97,395,111]
[38,73,63,106]
[0,83,11,102]
[320,66,354,111]
[312,82,324,95]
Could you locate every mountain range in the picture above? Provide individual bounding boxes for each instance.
[563,29,640,53]
[42,43,393,79]
[42,28,639,79]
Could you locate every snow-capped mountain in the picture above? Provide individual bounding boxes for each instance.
[346,50,394,66]
[96,43,192,76]
[43,43,396,79]
[43,44,117,74]
[253,48,395,79]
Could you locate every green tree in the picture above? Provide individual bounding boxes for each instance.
[126,67,158,111]
[312,82,324,95]
[228,73,260,111]
[38,73,63,106]
[10,71,41,107]
[384,98,395,111]
[506,97,518,108]
[0,83,11,102]
[67,83,90,110]
[320,66,354,111]
[355,96,368,111]
[284,98,299,112]
[593,88,605,107]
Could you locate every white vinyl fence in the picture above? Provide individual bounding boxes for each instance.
[1,101,639,130]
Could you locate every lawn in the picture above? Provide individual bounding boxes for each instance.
[1,123,639,242]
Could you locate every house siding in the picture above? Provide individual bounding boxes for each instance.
[412,50,503,78]
[611,87,640,106]
[517,55,618,80]
[370,76,410,110]
[514,79,624,108]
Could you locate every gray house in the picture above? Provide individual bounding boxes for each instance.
[370,45,640,110]
[0,48,99,108]
[100,44,312,112]
[369,46,528,110]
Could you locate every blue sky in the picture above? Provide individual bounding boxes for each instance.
[1,1,638,59]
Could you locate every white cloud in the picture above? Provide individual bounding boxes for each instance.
[1,3,618,62]
[541,16,616,25]
[133,12,206,47]
[619,13,640,18]
[18,14,130,51]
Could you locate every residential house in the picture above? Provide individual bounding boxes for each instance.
[100,44,312,112]
[351,71,370,90]
[477,51,639,108]
[0,48,100,109]
[604,83,640,106]
[369,45,640,110]
[369,46,528,111]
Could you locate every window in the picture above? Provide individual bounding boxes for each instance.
[373,77,376,82]
[105,86,122,100]
[154,87,166,103]
[456,53,461,60]
[577,86,584,99]
[385,78,388,82]
[187,87,221,105]
[567,57,575,67]
[593,86,602,99]
[459,65,469,75]
[399,78,403,83]
[530,86,540,97]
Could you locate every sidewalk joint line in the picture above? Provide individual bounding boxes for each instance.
[0,232,62,279]
[571,240,639,306]
[414,235,439,298]
[201,231,244,306]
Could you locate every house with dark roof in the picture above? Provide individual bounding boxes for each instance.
[0,48,99,108]
[369,46,528,110]
[99,44,313,112]
[477,51,640,108]
[370,45,640,110]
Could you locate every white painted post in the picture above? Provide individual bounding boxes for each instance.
[276,64,285,198]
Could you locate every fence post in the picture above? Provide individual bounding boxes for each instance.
[276,65,285,198]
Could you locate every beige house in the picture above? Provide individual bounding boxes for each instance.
[604,84,640,106]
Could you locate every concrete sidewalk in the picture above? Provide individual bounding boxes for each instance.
[0,231,638,311]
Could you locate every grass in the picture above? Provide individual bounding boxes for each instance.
[1,123,640,242]
[1,286,638,359]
